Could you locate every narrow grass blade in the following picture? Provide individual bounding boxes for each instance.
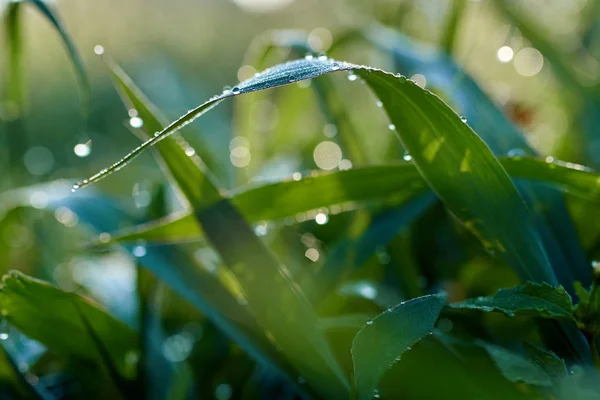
[358,68,557,285]
[26,0,90,116]
[351,294,445,400]
[441,0,467,55]
[104,156,600,246]
[101,61,349,397]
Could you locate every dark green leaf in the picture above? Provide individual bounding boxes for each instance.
[477,341,552,387]
[450,282,575,322]
[351,294,445,400]
[0,271,137,378]
[523,342,568,382]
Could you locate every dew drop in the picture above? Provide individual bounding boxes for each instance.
[366,320,374,325]
[318,54,328,61]
[376,100,383,108]
[304,54,314,61]
[331,62,340,71]
[231,87,241,95]
[460,116,468,123]
[403,151,412,161]
[71,184,80,193]
[507,148,526,158]
[347,72,358,81]
[222,86,232,95]
[388,124,396,131]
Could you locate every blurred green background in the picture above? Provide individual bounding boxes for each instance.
[2,0,600,398]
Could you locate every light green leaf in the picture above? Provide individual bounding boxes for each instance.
[351,294,445,400]
[450,282,575,322]
[0,271,137,378]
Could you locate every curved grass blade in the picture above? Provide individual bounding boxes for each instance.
[103,156,600,246]
[359,68,557,285]
[351,294,445,400]
[0,271,137,378]
[365,25,591,289]
[101,61,349,397]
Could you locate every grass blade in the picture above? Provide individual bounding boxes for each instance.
[104,156,600,246]
[103,61,349,397]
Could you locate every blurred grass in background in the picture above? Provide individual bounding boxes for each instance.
[2,0,600,399]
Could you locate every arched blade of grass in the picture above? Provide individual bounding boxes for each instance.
[364,25,591,291]
[103,60,349,397]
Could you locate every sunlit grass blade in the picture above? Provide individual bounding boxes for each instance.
[104,156,600,246]
[351,294,445,400]
[360,68,556,285]
[103,60,349,397]
[26,0,90,116]
[0,271,137,378]
[105,56,220,202]
[364,24,592,289]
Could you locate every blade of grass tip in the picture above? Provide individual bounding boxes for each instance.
[103,54,221,185]
[26,0,90,116]
[71,58,356,192]
[441,0,467,55]
[71,298,135,399]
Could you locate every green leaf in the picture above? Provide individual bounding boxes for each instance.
[105,163,425,245]
[365,24,591,290]
[449,282,575,322]
[477,341,553,387]
[351,294,445,400]
[362,67,556,285]
[104,156,600,246]
[523,342,568,382]
[0,271,137,378]
[26,0,90,115]
[103,60,349,397]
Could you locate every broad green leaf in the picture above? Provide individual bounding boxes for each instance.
[0,271,137,378]
[450,282,575,322]
[477,341,552,387]
[523,342,568,382]
[26,0,90,115]
[103,61,348,397]
[105,156,600,246]
[365,24,591,290]
[351,294,445,400]
[362,67,556,285]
